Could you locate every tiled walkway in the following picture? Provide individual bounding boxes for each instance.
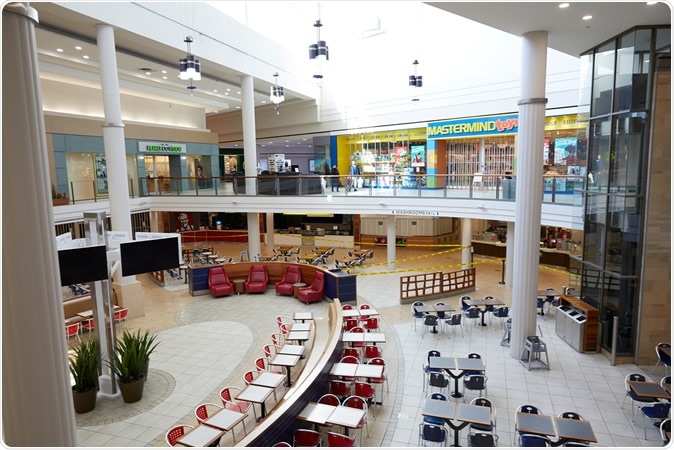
[73,243,666,447]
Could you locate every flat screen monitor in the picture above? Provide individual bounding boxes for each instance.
[119,237,180,277]
[57,244,109,286]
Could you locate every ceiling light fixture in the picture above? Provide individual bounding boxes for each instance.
[558,3,570,8]
[178,36,201,83]
[309,17,328,79]
[409,59,423,101]
[270,72,285,114]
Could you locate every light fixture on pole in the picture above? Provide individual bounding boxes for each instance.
[309,19,328,79]
[270,72,285,114]
[409,59,422,101]
[179,36,201,85]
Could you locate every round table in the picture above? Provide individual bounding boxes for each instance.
[233,279,246,295]
[293,282,307,298]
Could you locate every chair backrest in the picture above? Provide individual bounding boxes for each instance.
[354,381,375,398]
[318,393,341,406]
[194,403,221,423]
[263,344,275,358]
[647,402,671,418]
[661,376,671,387]
[219,387,234,403]
[626,373,646,389]
[293,429,321,447]
[424,314,439,326]
[364,345,382,360]
[464,374,487,390]
[329,380,352,397]
[657,342,672,361]
[519,433,551,447]
[429,392,447,401]
[272,442,292,447]
[518,404,540,414]
[359,304,371,310]
[364,317,378,328]
[208,266,229,285]
[420,423,447,443]
[369,357,386,368]
[558,411,583,420]
[351,326,364,333]
[114,308,129,321]
[327,432,356,447]
[166,425,193,447]
[429,372,448,387]
[466,307,480,318]
[255,357,267,372]
[343,318,359,331]
[661,419,671,444]
[248,264,268,282]
[340,355,360,364]
[427,350,441,363]
[450,313,462,325]
[342,304,354,310]
[343,395,368,412]
[471,397,493,410]
[243,370,256,385]
[281,265,302,284]
[310,271,325,290]
[65,323,80,337]
[467,353,482,360]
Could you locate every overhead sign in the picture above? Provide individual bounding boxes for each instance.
[138,141,186,154]
[391,210,440,216]
[427,114,519,139]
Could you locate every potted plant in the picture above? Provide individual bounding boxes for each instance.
[52,184,69,206]
[69,339,101,413]
[107,329,158,403]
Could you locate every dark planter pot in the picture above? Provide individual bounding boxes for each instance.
[72,387,97,413]
[119,374,145,403]
[141,358,150,382]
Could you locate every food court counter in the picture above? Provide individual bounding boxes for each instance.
[235,300,345,446]
[471,240,569,269]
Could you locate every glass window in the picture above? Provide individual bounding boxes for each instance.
[592,41,615,116]
[588,118,612,192]
[606,195,641,275]
[656,27,671,53]
[610,113,647,194]
[614,29,651,111]
[577,53,593,118]
[583,193,607,267]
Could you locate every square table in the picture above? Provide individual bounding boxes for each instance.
[463,299,485,307]
[202,408,247,443]
[293,312,313,322]
[429,357,485,399]
[176,424,225,447]
[355,364,384,380]
[297,402,337,425]
[516,412,556,436]
[359,308,379,317]
[290,322,312,332]
[422,398,456,421]
[342,309,361,318]
[326,405,366,436]
[234,384,274,421]
[270,353,301,387]
[278,344,305,356]
[434,304,456,313]
[330,362,358,378]
[414,304,436,313]
[251,371,286,402]
[422,399,490,447]
[629,380,671,399]
[287,330,310,344]
[554,417,597,443]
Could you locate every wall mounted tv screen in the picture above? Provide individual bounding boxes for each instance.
[120,237,180,277]
[57,244,109,286]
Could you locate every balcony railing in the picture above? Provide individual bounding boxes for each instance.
[56,173,587,206]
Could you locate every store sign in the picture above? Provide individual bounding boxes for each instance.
[544,114,583,130]
[427,114,519,139]
[391,210,440,216]
[138,141,186,153]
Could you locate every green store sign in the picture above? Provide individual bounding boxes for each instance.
[138,141,186,154]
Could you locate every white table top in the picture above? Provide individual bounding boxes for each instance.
[359,308,379,316]
[287,330,310,341]
[290,322,312,332]
[355,364,384,379]
[326,405,366,429]
[176,424,223,447]
[203,408,247,431]
[270,353,301,368]
[251,371,286,389]
[278,344,305,356]
[234,384,274,404]
[293,312,313,321]
[342,332,386,343]
[297,402,337,424]
[341,309,361,318]
[329,362,358,377]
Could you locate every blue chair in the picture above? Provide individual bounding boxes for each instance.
[622,373,658,421]
[519,433,551,447]
[422,350,442,392]
[639,402,671,440]
[514,404,541,445]
[661,419,671,446]
[412,301,425,331]
[460,296,472,311]
[536,297,546,315]
[424,393,449,427]
[470,397,496,433]
[468,431,498,447]
[465,353,484,376]
[656,343,671,375]
[418,423,448,447]
[427,372,450,396]
[445,313,464,337]
[493,306,509,327]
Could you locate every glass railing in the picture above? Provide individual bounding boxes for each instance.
[58,173,586,206]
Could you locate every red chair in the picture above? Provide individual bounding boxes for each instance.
[354,381,377,415]
[275,315,293,333]
[363,345,382,362]
[271,333,285,348]
[65,322,81,343]
[81,318,95,338]
[274,265,302,296]
[350,326,366,349]
[342,395,369,446]
[113,307,129,329]
[293,429,321,447]
[363,317,379,333]
[255,356,283,374]
[297,271,325,304]
[263,344,276,359]
[343,318,359,332]
[243,370,257,385]
[272,442,291,447]
[369,357,389,404]
[327,431,356,447]
[342,304,354,310]
[329,379,352,401]
[359,304,372,320]
[208,266,233,297]
[165,424,194,447]
[220,386,252,415]
[245,264,268,294]
[194,402,223,424]
[317,393,341,433]
[342,347,361,363]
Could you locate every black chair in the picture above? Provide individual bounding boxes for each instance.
[519,433,551,447]
[639,401,671,440]
[464,307,480,328]
[492,306,509,327]
[444,313,464,337]
[423,350,442,392]
[427,372,450,396]
[661,419,671,446]
[422,314,439,338]
[467,431,498,447]
[434,302,448,321]
[460,296,472,311]
[622,373,658,422]
[418,423,448,447]
[656,342,671,375]
[536,297,546,316]
[462,374,488,401]
[469,397,496,433]
[514,404,542,445]
[412,301,425,331]
[558,411,583,420]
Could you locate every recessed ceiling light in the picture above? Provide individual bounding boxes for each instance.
[261,100,267,103]
[236,106,240,109]
[162,76,167,79]
[226,88,231,91]
[145,71,151,75]
[582,15,592,20]
[269,142,273,144]
[83,55,90,59]
[261,144,266,147]
[225,93,229,96]
[161,70,167,74]
[213,89,218,93]
[56,48,63,52]
[558,3,569,8]
[75,46,82,50]
[237,91,241,94]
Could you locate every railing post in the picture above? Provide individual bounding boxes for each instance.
[550,177,556,203]
[611,315,619,366]
[93,180,97,202]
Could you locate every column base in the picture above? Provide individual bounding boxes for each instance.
[112,279,144,319]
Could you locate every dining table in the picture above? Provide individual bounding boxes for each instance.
[422,398,491,447]
[201,408,248,443]
[293,312,313,323]
[516,412,598,446]
[290,322,312,332]
[250,371,286,402]
[297,403,365,437]
[175,423,225,447]
[628,380,671,400]
[286,330,311,345]
[269,353,301,387]
[429,356,485,399]
[234,384,275,422]
[478,297,506,326]
[341,332,386,345]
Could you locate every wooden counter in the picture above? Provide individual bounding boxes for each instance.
[559,294,599,353]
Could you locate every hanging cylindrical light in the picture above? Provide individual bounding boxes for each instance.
[308,20,329,61]
[409,60,422,87]
[270,73,285,104]
[179,36,201,82]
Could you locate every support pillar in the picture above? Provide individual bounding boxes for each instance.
[461,218,472,269]
[266,213,275,252]
[241,75,260,258]
[510,31,548,360]
[505,222,515,287]
[2,3,77,445]
[386,215,396,271]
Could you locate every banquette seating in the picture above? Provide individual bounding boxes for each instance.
[275,265,302,296]
[245,264,269,294]
[297,271,325,304]
[208,266,234,297]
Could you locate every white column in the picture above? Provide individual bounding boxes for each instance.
[241,75,261,259]
[2,3,77,445]
[266,213,275,253]
[386,215,396,270]
[510,31,548,360]
[505,221,515,286]
[461,218,472,269]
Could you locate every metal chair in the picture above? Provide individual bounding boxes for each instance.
[329,379,352,402]
[638,401,671,440]
[293,428,321,447]
[514,404,542,445]
[467,431,498,447]
[422,314,439,338]
[422,349,442,392]
[317,393,341,433]
[81,317,95,338]
[412,301,425,331]
[220,386,253,427]
[464,307,480,328]
[492,306,509,327]
[113,307,129,329]
[363,317,380,333]
[368,357,389,404]
[327,431,356,447]
[423,393,449,427]
[470,397,496,433]
[165,424,194,447]
[427,372,450,396]
[65,322,81,343]
[444,313,464,337]
[462,374,488,401]
[242,370,256,385]
[418,423,448,447]
[354,381,377,415]
[661,419,671,446]
[622,373,658,422]
[656,342,671,375]
[519,433,552,447]
[363,345,383,363]
[342,395,370,446]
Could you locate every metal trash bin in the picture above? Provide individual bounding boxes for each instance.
[556,305,586,352]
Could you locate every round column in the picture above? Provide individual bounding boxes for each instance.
[461,218,472,269]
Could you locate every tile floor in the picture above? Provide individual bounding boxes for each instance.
[73,243,668,447]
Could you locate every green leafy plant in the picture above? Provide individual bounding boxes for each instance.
[69,339,101,393]
[52,184,67,199]
[107,329,159,383]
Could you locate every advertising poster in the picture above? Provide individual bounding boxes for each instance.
[410,145,425,167]
[175,212,194,232]
[94,155,108,195]
[554,137,578,165]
